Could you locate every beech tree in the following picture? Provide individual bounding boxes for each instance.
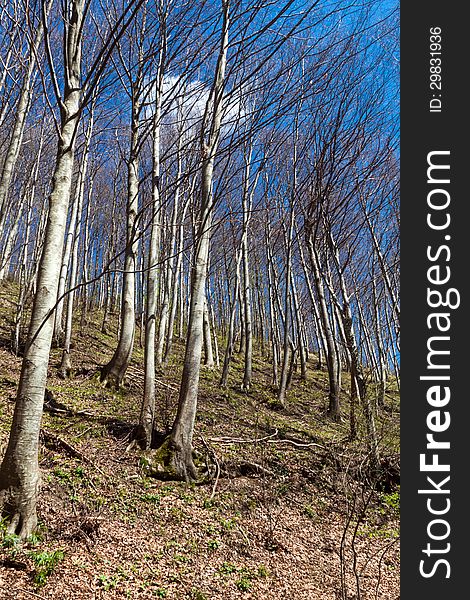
[0,0,145,538]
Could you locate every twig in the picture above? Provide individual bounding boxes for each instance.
[266,439,325,449]
[209,429,278,444]
[199,435,221,500]
[75,427,94,438]
[209,430,324,450]
[155,379,178,392]
[239,461,275,477]
[236,522,251,546]
[13,589,47,600]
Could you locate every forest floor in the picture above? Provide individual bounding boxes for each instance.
[0,282,399,599]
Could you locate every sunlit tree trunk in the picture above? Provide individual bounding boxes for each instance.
[59,105,94,377]
[0,6,47,245]
[101,75,142,387]
[157,121,181,365]
[168,0,230,480]
[220,250,241,387]
[307,237,341,421]
[138,15,166,448]
[0,0,84,538]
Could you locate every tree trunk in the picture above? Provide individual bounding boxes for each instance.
[101,83,141,388]
[59,106,94,377]
[220,250,241,387]
[277,208,295,406]
[168,0,230,481]
[164,188,191,363]
[241,148,253,392]
[308,238,341,421]
[138,23,166,447]
[203,298,215,368]
[0,8,46,242]
[0,0,83,536]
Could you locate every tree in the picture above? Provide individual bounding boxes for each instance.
[166,0,231,481]
[138,2,167,448]
[0,0,145,538]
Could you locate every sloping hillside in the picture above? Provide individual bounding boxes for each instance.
[0,284,399,599]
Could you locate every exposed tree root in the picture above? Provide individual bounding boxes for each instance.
[139,438,199,482]
[0,486,39,540]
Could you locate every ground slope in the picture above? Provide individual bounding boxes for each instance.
[0,286,399,599]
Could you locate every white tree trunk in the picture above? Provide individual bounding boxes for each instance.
[169,0,230,480]
[0,8,46,238]
[101,85,141,388]
[0,0,83,535]
[203,297,215,368]
[139,29,165,448]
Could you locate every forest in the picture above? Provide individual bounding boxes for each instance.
[0,0,399,598]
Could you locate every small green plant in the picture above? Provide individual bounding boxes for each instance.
[0,515,8,533]
[29,549,64,587]
[304,504,317,519]
[381,489,400,512]
[207,539,220,551]
[2,532,22,560]
[53,467,71,482]
[2,533,21,550]
[219,561,237,575]
[174,553,189,563]
[190,589,208,600]
[169,506,184,522]
[27,532,42,547]
[98,574,119,591]
[219,517,236,531]
[236,576,252,592]
[155,588,167,598]
[74,466,85,478]
[140,493,161,505]
[257,564,269,578]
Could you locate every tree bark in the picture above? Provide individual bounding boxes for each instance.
[168,0,230,481]
[101,80,141,388]
[308,237,341,421]
[59,106,94,377]
[0,0,84,538]
[0,6,46,243]
[138,15,166,447]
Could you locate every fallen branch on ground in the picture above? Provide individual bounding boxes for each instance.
[41,429,106,476]
[200,435,221,500]
[208,429,278,444]
[208,430,324,449]
[239,461,275,477]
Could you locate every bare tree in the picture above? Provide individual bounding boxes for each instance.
[0,0,145,538]
[166,0,231,481]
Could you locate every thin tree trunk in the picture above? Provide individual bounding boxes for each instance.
[138,34,165,447]
[0,6,47,239]
[157,124,182,365]
[278,208,295,406]
[101,78,142,387]
[240,144,256,391]
[59,104,94,377]
[203,298,215,368]
[307,237,341,421]
[220,250,241,387]
[210,302,220,368]
[266,217,279,386]
[164,187,191,363]
[55,108,94,344]
[168,0,230,481]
